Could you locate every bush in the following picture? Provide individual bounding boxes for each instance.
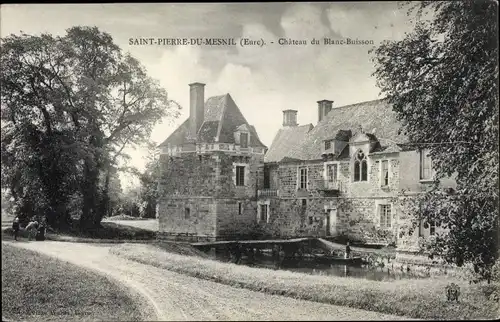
[491,259,500,282]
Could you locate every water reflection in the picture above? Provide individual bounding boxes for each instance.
[207,250,430,282]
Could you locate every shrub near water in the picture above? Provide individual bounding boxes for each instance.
[2,244,144,321]
[110,243,500,320]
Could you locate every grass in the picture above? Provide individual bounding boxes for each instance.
[2,221,157,243]
[104,214,151,221]
[57,221,157,240]
[110,243,500,320]
[102,218,158,232]
[1,243,146,322]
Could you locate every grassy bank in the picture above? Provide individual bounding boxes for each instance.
[102,218,158,232]
[110,243,499,320]
[2,221,156,242]
[2,244,147,321]
[104,214,151,221]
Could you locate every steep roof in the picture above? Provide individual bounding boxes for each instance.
[264,124,314,163]
[286,99,407,161]
[158,94,266,148]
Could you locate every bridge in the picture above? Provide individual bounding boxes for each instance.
[190,237,383,266]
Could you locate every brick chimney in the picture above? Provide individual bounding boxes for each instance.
[282,109,298,127]
[189,82,205,139]
[317,100,333,123]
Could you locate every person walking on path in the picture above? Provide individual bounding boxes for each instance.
[25,217,39,241]
[345,241,351,259]
[12,217,20,241]
[36,217,47,241]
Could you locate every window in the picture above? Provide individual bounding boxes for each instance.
[430,221,436,236]
[184,207,190,219]
[240,133,248,148]
[308,216,313,225]
[325,140,332,150]
[299,168,308,189]
[236,166,245,186]
[354,150,368,182]
[238,202,242,215]
[420,149,432,180]
[420,220,437,236]
[259,204,268,222]
[263,167,270,189]
[327,164,338,183]
[379,204,391,229]
[381,160,389,186]
[302,199,307,207]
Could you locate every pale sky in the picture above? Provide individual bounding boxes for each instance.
[1,2,417,189]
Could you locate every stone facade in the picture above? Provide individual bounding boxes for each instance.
[157,83,267,241]
[256,147,452,248]
[157,85,455,249]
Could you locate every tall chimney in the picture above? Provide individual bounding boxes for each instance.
[189,82,205,140]
[282,109,298,127]
[317,100,333,123]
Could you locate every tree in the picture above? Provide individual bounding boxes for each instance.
[138,147,161,219]
[371,0,498,279]
[120,186,142,218]
[1,26,180,229]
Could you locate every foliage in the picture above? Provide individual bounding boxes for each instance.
[137,149,161,219]
[119,186,142,218]
[1,26,180,229]
[371,0,499,279]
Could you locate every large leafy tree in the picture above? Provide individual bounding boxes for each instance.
[138,147,162,219]
[371,0,498,279]
[1,26,180,229]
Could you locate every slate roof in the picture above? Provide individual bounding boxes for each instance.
[282,99,407,161]
[264,124,314,163]
[158,94,266,148]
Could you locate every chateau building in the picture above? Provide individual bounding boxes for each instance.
[157,82,455,250]
[157,83,267,241]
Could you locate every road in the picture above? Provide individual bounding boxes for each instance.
[4,241,411,321]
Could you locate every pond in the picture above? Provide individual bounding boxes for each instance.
[207,250,433,282]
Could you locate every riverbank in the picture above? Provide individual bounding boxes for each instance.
[110,243,499,320]
[2,243,148,321]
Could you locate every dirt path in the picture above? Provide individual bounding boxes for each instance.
[4,241,412,321]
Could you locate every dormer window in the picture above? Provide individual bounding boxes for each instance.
[234,124,251,149]
[354,150,368,182]
[324,140,332,150]
[240,132,248,148]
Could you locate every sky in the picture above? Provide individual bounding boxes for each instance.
[1,2,418,189]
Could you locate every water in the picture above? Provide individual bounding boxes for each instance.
[208,250,432,281]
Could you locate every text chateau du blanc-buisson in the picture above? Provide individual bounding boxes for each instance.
[128,37,374,46]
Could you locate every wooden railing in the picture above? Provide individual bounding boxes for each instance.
[311,179,342,191]
[257,189,279,197]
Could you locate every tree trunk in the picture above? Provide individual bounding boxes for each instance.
[99,168,111,220]
[79,161,100,230]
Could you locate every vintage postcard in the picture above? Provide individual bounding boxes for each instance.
[1,2,498,321]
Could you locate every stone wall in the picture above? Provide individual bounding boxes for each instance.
[262,152,405,243]
[216,198,257,239]
[158,149,265,240]
[257,196,399,243]
[157,197,217,241]
[278,161,324,198]
[158,153,217,197]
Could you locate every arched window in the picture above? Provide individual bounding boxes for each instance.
[354,150,368,182]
